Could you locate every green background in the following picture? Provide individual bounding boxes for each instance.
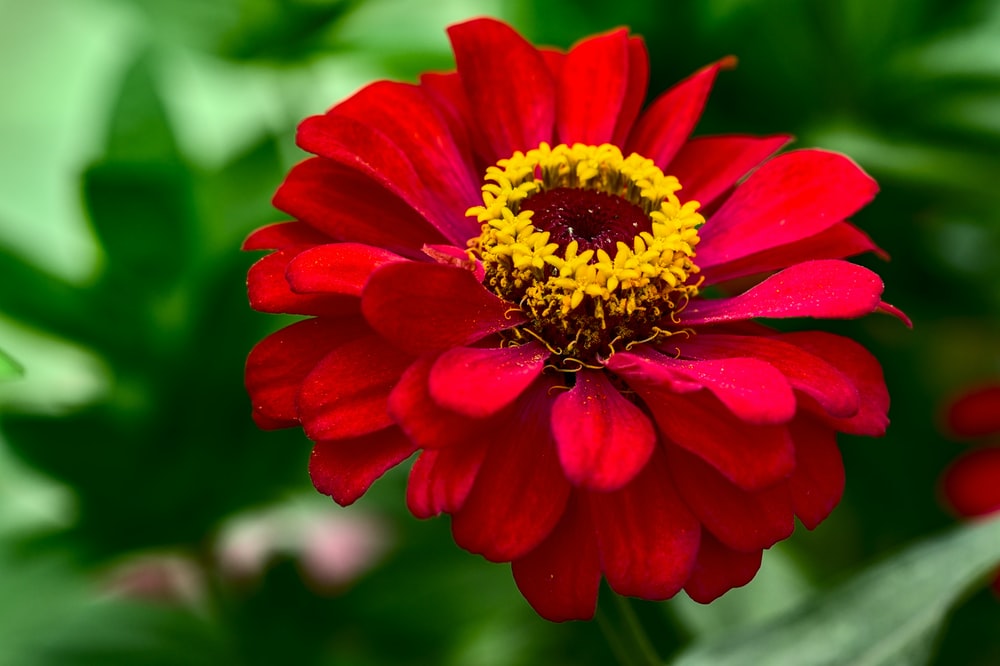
[1,0,999,663]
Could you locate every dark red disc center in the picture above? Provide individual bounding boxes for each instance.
[520,187,652,255]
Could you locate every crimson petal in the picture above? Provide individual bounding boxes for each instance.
[610,37,649,146]
[448,18,555,161]
[626,58,735,167]
[669,445,795,552]
[512,495,601,622]
[946,384,1000,439]
[362,262,525,355]
[299,332,413,441]
[429,343,549,418]
[406,442,490,519]
[310,427,417,506]
[789,416,845,529]
[247,249,359,317]
[286,243,405,296]
[451,380,572,562]
[243,221,331,251]
[681,260,884,325]
[551,368,656,491]
[589,452,701,599]
[941,447,1000,518]
[556,29,631,145]
[684,530,763,604]
[697,150,878,267]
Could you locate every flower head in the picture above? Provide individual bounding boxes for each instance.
[245,18,904,621]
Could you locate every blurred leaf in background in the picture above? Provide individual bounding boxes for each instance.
[2,0,1000,664]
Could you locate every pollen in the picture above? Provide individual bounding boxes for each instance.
[468,143,704,364]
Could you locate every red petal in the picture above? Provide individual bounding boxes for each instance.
[243,221,331,251]
[247,249,360,317]
[274,157,445,252]
[634,388,795,491]
[451,380,572,562]
[697,150,878,268]
[781,331,889,436]
[298,332,413,441]
[673,333,860,419]
[684,530,762,604]
[611,37,649,146]
[406,442,490,519]
[702,221,885,285]
[588,452,701,599]
[606,346,796,424]
[512,494,601,622]
[668,445,795,552]
[788,416,845,529]
[362,262,525,355]
[388,355,495,449]
[626,58,735,167]
[551,369,656,491]
[286,243,405,296]
[940,447,1000,518]
[245,318,368,428]
[668,134,791,210]
[429,343,549,418]
[309,427,417,506]
[945,384,1000,439]
[681,260,884,326]
[556,29,630,145]
[448,18,555,161]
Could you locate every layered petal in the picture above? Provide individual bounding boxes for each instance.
[247,249,359,317]
[429,343,549,418]
[451,380,572,562]
[684,530,763,604]
[556,29,631,145]
[697,150,878,267]
[682,260,884,326]
[363,262,524,355]
[243,221,331,251]
[551,368,656,491]
[788,416,845,529]
[407,441,490,519]
[589,452,701,599]
[310,427,418,506]
[512,495,601,622]
[286,243,405,296]
[298,332,413,441]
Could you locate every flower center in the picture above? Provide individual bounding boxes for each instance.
[468,143,704,366]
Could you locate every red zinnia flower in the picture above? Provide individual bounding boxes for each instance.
[245,18,906,621]
[939,383,1000,595]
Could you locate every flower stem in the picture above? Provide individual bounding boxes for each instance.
[596,594,662,666]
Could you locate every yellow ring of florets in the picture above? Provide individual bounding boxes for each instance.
[468,142,704,362]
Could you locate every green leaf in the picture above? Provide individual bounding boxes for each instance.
[672,515,1000,666]
[0,347,22,380]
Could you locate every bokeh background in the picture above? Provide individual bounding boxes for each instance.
[2,0,999,664]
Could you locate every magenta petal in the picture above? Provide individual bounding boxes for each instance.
[684,530,763,604]
[247,250,360,317]
[606,347,796,425]
[669,445,795,552]
[512,494,601,622]
[448,18,555,160]
[245,318,368,429]
[243,221,331,251]
[362,262,525,355]
[674,333,860,419]
[309,427,417,506]
[556,29,630,145]
[668,134,791,210]
[429,343,549,418]
[451,380,572,562]
[636,389,795,491]
[551,369,656,491]
[589,452,701,600]
[388,356,496,449]
[298,333,413,441]
[406,441,490,519]
[789,417,845,529]
[286,243,405,296]
[682,260,885,326]
[626,58,735,167]
[697,150,878,267]
[781,331,889,436]
[701,221,884,286]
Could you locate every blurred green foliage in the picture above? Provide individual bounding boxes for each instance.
[1,0,999,664]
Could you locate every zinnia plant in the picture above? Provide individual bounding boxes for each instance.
[245,17,906,621]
